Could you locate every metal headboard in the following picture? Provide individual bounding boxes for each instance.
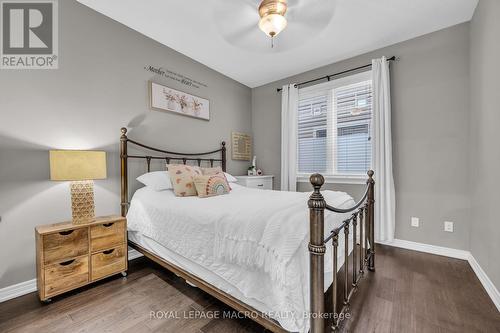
[119,127,226,216]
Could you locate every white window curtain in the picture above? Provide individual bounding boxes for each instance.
[281,84,299,191]
[371,57,396,242]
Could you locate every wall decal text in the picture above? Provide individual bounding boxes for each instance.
[144,65,208,89]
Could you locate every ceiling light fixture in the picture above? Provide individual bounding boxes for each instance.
[258,0,287,47]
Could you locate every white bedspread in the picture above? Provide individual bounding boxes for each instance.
[127,184,355,332]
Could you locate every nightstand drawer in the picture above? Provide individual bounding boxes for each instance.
[91,245,126,281]
[90,220,126,252]
[246,178,273,190]
[44,256,89,297]
[43,228,88,264]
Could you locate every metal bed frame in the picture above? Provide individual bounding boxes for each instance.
[120,127,375,332]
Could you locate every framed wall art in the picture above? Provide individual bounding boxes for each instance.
[149,81,210,120]
[231,132,252,161]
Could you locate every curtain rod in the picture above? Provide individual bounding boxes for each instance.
[276,56,397,92]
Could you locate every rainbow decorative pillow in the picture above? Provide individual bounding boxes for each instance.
[193,173,231,198]
[167,164,202,197]
[201,166,232,189]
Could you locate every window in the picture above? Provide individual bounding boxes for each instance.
[297,71,372,182]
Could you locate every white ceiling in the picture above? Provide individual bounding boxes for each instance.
[78,0,478,88]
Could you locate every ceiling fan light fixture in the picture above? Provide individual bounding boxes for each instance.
[258,0,288,38]
[258,13,287,37]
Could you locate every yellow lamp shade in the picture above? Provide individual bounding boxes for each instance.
[50,150,107,181]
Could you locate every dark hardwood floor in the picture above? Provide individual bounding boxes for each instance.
[343,246,500,333]
[0,245,498,332]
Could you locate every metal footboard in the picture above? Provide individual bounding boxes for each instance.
[308,171,375,332]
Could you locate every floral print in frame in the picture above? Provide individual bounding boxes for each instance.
[149,81,210,120]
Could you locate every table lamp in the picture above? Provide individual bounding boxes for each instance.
[49,150,107,224]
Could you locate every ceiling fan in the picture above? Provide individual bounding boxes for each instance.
[213,0,336,51]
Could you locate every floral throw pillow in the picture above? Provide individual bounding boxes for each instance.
[167,164,202,197]
[193,173,231,198]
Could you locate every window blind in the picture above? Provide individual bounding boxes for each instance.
[297,75,372,177]
[297,94,329,174]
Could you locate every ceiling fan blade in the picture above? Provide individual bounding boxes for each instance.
[241,0,260,8]
[286,0,307,10]
[214,0,259,12]
[214,0,258,25]
[214,0,259,45]
[286,0,336,27]
[223,24,258,44]
[290,16,331,30]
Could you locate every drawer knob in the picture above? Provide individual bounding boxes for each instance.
[103,249,115,255]
[257,184,264,187]
[102,223,114,227]
[59,259,75,266]
[59,230,74,236]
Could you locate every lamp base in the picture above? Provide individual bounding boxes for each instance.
[70,180,95,224]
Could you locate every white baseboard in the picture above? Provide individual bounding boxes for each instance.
[467,254,500,312]
[379,238,499,311]
[0,249,143,303]
[0,279,37,303]
[377,238,470,260]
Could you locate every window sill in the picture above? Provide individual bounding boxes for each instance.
[296,174,367,185]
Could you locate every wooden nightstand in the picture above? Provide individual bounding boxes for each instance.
[35,215,127,302]
[235,175,274,190]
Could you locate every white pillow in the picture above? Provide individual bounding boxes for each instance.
[136,171,172,191]
[224,172,237,183]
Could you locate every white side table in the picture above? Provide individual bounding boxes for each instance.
[235,175,274,190]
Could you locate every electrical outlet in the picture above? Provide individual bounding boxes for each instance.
[411,217,419,227]
[444,221,454,232]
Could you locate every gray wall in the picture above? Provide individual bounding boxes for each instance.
[0,0,251,288]
[469,0,500,290]
[252,23,471,250]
